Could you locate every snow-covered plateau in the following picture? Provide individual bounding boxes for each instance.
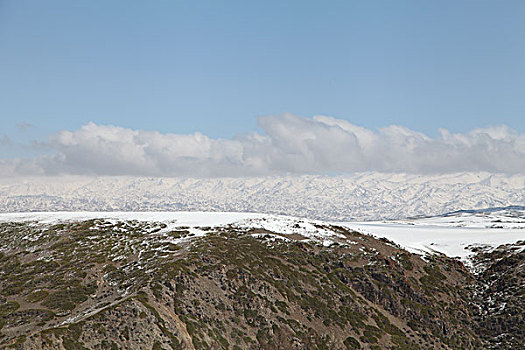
[341,207,525,263]
[2,172,524,220]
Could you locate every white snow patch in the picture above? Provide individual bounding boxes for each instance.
[340,217,524,262]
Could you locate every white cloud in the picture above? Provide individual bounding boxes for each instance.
[2,115,524,176]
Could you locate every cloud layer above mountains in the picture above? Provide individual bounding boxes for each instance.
[2,115,524,177]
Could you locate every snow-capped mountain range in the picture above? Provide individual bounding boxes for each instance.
[2,172,523,220]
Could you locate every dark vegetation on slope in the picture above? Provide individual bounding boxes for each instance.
[0,220,522,349]
[469,242,525,349]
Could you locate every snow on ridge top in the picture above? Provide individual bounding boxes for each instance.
[0,211,344,240]
[1,210,523,265]
[0,211,350,249]
[234,216,346,241]
[0,211,270,227]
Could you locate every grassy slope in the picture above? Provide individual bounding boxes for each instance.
[0,220,521,349]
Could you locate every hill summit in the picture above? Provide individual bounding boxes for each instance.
[0,212,523,349]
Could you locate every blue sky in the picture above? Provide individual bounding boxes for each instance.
[0,1,524,176]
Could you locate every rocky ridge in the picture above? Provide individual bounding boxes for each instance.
[0,213,522,349]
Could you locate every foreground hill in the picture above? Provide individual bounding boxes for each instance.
[0,213,523,349]
[1,172,524,220]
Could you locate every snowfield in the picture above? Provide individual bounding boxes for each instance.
[341,221,523,261]
[341,207,525,260]
[1,208,523,265]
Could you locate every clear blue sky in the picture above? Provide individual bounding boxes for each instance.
[1,0,524,155]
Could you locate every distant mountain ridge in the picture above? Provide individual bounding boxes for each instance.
[1,172,524,220]
[441,205,525,216]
